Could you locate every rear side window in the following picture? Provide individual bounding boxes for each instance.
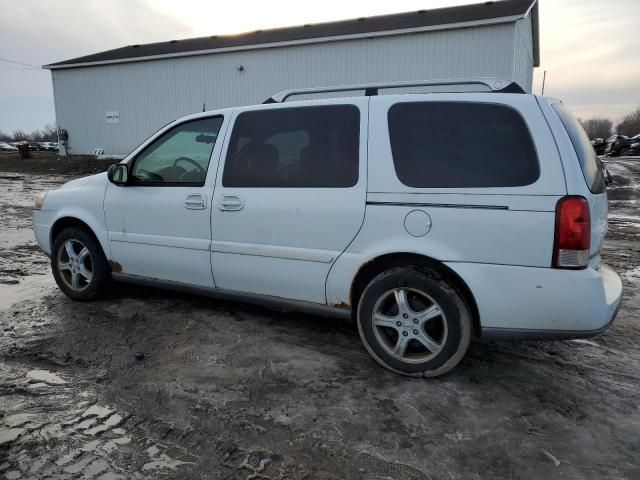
[552,103,606,194]
[388,102,539,188]
[222,105,359,188]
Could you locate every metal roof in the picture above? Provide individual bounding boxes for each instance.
[45,0,539,70]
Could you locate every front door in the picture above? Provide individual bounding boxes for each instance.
[104,115,226,287]
[210,100,368,304]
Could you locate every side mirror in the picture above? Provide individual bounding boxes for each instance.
[107,163,129,185]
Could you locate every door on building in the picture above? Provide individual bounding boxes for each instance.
[210,100,368,304]
[104,115,225,287]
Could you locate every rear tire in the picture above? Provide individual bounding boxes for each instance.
[356,267,471,377]
[620,147,630,157]
[51,227,111,301]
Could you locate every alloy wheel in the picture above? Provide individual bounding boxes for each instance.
[57,239,93,291]
[372,288,448,364]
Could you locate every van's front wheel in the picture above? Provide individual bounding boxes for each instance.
[357,268,471,377]
[51,227,111,301]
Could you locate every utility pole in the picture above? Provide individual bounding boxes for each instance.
[541,70,547,95]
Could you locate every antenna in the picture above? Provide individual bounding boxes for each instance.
[202,102,206,112]
[541,70,547,95]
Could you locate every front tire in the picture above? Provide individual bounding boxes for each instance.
[357,267,471,377]
[51,227,111,301]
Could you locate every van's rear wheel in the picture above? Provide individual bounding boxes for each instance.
[357,267,471,377]
[51,227,111,301]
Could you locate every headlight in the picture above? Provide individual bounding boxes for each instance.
[34,192,47,210]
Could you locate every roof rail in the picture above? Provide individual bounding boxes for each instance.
[264,77,524,103]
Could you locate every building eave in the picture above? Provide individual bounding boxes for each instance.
[44,15,525,71]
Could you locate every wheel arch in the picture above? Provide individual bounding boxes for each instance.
[49,216,110,261]
[350,252,481,338]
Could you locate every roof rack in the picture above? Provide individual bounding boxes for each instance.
[264,77,524,103]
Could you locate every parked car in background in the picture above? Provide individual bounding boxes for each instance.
[591,138,606,155]
[627,138,640,156]
[39,142,58,152]
[604,134,639,156]
[32,78,622,377]
[0,142,18,151]
[619,134,640,156]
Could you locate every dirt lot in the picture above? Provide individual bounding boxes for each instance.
[1,153,639,480]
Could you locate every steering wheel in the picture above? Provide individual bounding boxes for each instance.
[173,156,205,177]
[136,169,163,182]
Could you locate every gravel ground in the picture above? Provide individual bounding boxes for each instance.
[0,156,639,480]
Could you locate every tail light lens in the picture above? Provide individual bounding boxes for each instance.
[553,196,590,269]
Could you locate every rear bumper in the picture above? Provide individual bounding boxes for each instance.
[481,299,621,341]
[445,262,623,340]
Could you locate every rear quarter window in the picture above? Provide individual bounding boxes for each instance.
[551,103,606,194]
[387,102,540,188]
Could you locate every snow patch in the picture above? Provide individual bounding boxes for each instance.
[26,370,66,385]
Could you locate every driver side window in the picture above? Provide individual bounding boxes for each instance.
[130,116,223,186]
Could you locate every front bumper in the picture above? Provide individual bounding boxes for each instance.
[33,210,54,256]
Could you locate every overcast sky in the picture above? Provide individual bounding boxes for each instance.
[1,0,638,133]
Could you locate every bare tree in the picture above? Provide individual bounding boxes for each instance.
[0,125,58,142]
[12,130,28,141]
[580,117,613,139]
[42,124,57,142]
[616,106,640,136]
[30,129,44,142]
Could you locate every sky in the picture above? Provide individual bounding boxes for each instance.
[0,0,639,134]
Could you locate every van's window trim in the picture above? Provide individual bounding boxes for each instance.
[386,100,542,190]
[127,114,224,188]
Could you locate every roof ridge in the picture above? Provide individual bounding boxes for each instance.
[45,0,536,69]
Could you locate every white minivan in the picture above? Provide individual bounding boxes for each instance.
[33,79,623,377]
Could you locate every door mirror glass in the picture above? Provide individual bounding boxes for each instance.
[108,163,129,185]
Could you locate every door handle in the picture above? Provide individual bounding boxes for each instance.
[184,194,207,210]
[219,194,244,211]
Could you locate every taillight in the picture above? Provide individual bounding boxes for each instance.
[553,196,591,269]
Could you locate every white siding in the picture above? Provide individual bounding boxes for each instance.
[512,14,534,92]
[52,22,528,155]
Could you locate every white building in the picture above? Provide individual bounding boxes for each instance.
[44,0,539,156]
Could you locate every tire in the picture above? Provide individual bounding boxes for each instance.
[356,267,471,378]
[51,227,111,301]
[620,147,630,157]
